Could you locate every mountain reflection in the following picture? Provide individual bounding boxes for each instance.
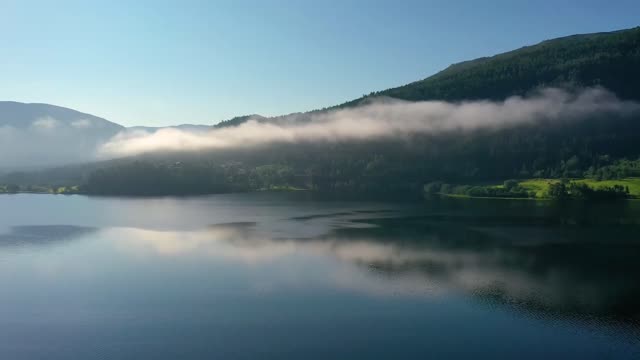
[113,214,640,327]
[0,225,98,247]
[331,217,640,325]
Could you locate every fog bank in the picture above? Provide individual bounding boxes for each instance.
[99,87,639,159]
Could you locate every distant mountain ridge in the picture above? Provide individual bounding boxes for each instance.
[1,26,639,171]
[0,101,123,131]
[0,102,124,169]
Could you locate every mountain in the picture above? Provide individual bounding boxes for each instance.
[0,101,256,170]
[0,101,123,131]
[75,26,640,197]
[220,26,640,126]
[3,26,640,197]
[349,26,640,104]
[214,114,267,128]
[0,102,124,169]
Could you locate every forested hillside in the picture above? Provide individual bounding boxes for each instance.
[345,27,640,105]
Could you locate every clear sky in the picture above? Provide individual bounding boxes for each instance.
[1,0,638,126]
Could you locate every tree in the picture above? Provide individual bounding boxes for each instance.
[423,182,442,195]
[547,182,568,200]
[503,179,519,191]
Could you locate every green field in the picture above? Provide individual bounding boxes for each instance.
[432,177,640,200]
[519,178,640,198]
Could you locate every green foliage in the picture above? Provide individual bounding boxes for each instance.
[547,182,569,200]
[584,158,640,180]
[503,179,519,191]
[0,183,81,195]
[253,164,294,190]
[427,178,637,201]
[82,161,303,196]
[423,181,443,195]
[352,27,640,104]
[519,177,640,198]
[84,161,228,196]
[5,184,19,194]
[214,114,267,128]
[546,181,630,200]
[425,180,531,199]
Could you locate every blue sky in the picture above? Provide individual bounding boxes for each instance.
[1,0,638,126]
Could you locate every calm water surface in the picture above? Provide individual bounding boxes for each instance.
[0,193,639,359]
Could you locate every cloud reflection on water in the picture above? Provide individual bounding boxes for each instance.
[109,216,640,327]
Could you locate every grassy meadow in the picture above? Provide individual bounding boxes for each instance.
[517,178,640,198]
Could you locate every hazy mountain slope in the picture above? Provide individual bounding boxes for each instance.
[0,101,123,131]
[0,102,124,169]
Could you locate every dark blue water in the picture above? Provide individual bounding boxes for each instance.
[0,193,639,359]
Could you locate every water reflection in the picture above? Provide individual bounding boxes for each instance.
[330,217,640,326]
[0,225,97,247]
[1,196,640,359]
[106,212,640,328]
[114,222,300,264]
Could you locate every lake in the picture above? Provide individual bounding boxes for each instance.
[0,193,639,359]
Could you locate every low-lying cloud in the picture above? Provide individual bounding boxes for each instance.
[0,117,108,169]
[99,87,639,159]
[1,87,636,169]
